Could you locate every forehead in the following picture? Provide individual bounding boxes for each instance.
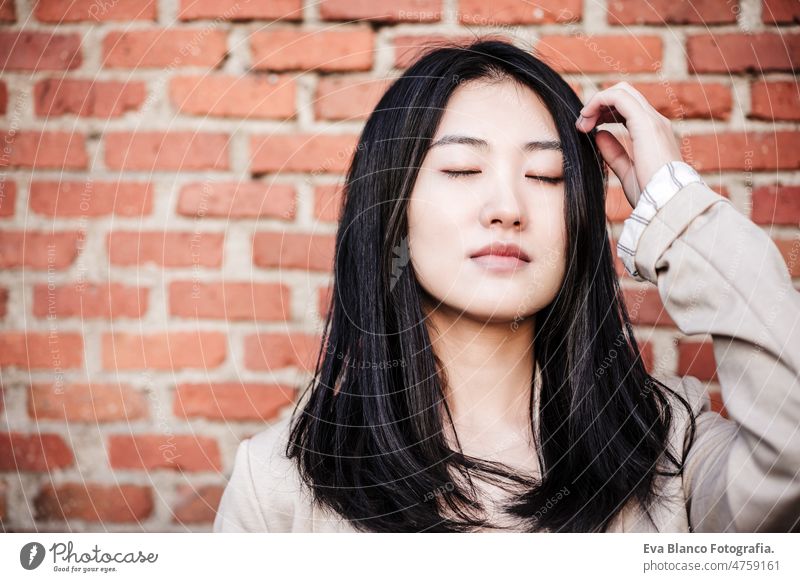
[432,79,560,145]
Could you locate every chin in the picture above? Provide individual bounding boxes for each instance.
[450,298,538,323]
[466,309,533,325]
[419,279,547,322]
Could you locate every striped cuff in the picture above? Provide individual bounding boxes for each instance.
[617,161,705,281]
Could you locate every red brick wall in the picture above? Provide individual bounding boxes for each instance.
[0,0,798,531]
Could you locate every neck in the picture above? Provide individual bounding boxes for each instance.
[423,299,537,437]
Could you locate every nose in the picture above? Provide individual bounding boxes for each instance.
[478,169,526,230]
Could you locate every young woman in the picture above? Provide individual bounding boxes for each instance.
[214,39,800,533]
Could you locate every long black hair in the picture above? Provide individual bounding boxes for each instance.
[285,38,697,532]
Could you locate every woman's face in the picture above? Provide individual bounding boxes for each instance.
[407,78,568,323]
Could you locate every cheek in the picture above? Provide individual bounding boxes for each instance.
[407,194,465,281]
[527,196,568,281]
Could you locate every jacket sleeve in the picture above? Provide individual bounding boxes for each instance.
[631,180,800,532]
[213,439,270,532]
[617,160,705,281]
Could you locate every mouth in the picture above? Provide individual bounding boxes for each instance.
[468,242,531,272]
[470,241,531,263]
[470,254,530,272]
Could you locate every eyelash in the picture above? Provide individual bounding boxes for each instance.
[442,170,564,184]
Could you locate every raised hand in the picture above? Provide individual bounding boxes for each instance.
[575,82,685,208]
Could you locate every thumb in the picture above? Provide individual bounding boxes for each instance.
[595,129,639,207]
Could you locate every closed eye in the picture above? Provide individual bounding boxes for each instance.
[442,170,481,178]
[442,170,564,185]
[527,175,564,185]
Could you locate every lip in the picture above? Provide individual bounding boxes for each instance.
[469,241,531,262]
[470,254,529,272]
[469,241,531,273]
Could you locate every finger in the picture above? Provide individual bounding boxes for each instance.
[595,129,639,205]
[598,123,634,157]
[576,87,648,133]
[591,105,627,126]
[614,82,657,113]
[578,82,663,130]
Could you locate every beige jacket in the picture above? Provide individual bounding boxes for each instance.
[213,181,800,533]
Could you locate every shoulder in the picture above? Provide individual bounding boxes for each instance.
[215,413,311,532]
[246,413,295,472]
[245,414,311,528]
[658,373,711,418]
[653,374,713,458]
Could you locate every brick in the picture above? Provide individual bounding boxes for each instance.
[35,483,153,522]
[458,0,581,25]
[0,480,6,521]
[174,383,296,420]
[687,33,800,73]
[168,281,291,321]
[30,181,152,217]
[0,80,7,114]
[0,131,87,170]
[751,184,800,225]
[0,1,15,22]
[0,31,81,71]
[313,184,344,223]
[0,332,83,370]
[0,433,73,470]
[35,79,146,118]
[677,341,718,381]
[105,132,230,171]
[250,133,359,174]
[608,237,628,278]
[317,285,332,320]
[102,332,227,370]
[607,0,736,25]
[606,186,632,223]
[103,29,227,68]
[315,75,393,121]
[172,484,224,524]
[250,28,374,72]
[750,81,800,121]
[708,390,728,418]
[393,34,482,69]
[108,231,224,267]
[638,340,655,373]
[29,383,148,423]
[0,181,15,217]
[535,35,663,73]
[599,81,732,120]
[35,0,156,22]
[762,0,800,24]
[32,282,149,319]
[623,287,675,327]
[178,181,296,220]
[253,231,336,272]
[774,239,800,277]
[178,0,302,21]
[685,132,800,172]
[0,231,82,269]
[0,287,7,317]
[243,332,322,372]
[321,0,442,22]
[170,74,295,119]
[108,434,221,472]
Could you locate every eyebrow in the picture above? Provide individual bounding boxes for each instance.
[428,134,562,153]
